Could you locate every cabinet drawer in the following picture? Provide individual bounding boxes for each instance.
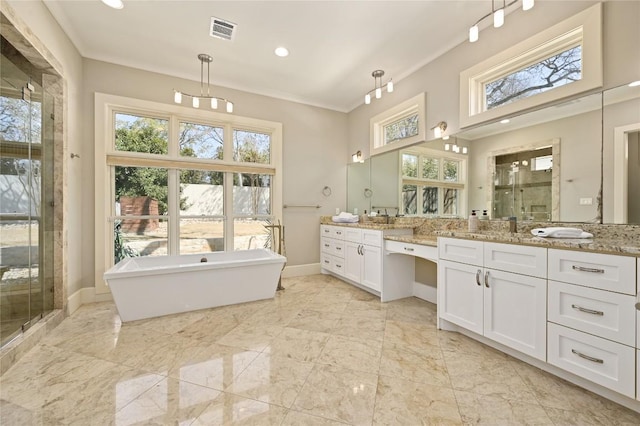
[548,323,635,398]
[385,240,438,262]
[320,253,345,276]
[484,242,546,278]
[331,240,345,257]
[321,225,346,240]
[548,249,636,295]
[548,280,636,346]
[637,350,640,402]
[438,237,483,266]
[321,237,333,254]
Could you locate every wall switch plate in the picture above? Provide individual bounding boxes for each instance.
[579,197,593,205]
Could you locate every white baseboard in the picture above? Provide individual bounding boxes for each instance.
[413,282,437,303]
[67,287,113,315]
[282,263,320,278]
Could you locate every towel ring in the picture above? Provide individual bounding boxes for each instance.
[322,186,332,197]
[364,188,373,198]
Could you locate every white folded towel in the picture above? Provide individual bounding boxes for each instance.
[337,211,356,219]
[332,215,359,223]
[531,227,593,238]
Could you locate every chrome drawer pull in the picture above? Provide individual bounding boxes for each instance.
[571,349,604,364]
[336,264,342,268]
[324,260,330,264]
[475,269,482,286]
[336,231,342,235]
[404,247,415,252]
[324,244,330,247]
[484,270,490,288]
[572,265,605,274]
[571,304,604,316]
[336,247,342,251]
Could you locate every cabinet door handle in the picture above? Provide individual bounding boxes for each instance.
[357,245,362,255]
[404,247,415,252]
[571,349,604,364]
[571,304,604,316]
[572,265,605,274]
[484,270,490,288]
[359,245,364,255]
[475,269,482,286]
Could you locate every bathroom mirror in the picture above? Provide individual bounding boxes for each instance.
[348,89,607,222]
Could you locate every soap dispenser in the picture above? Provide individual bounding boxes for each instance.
[468,210,479,232]
[480,210,489,221]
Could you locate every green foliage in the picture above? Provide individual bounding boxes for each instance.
[114,220,139,263]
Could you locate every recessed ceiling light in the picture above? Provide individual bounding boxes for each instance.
[274,47,289,57]
[500,119,510,124]
[101,0,123,9]
[629,80,640,87]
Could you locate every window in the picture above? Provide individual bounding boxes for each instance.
[400,149,465,216]
[485,45,582,111]
[95,93,282,294]
[370,93,426,156]
[460,3,602,128]
[384,113,419,145]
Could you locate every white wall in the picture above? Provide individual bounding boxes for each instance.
[5,0,85,297]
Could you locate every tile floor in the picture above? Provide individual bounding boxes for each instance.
[1,274,640,425]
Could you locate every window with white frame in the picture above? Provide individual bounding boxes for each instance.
[400,149,466,216]
[460,3,602,128]
[95,93,282,293]
[370,93,426,156]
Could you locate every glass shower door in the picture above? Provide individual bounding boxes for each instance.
[0,47,50,347]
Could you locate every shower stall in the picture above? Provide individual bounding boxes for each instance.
[1,35,56,348]
[493,147,553,221]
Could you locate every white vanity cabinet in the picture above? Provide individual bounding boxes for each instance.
[320,225,411,295]
[438,238,547,361]
[547,249,637,398]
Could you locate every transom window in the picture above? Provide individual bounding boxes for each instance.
[370,93,426,156]
[485,45,582,111]
[400,150,466,216]
[460,4,602,128]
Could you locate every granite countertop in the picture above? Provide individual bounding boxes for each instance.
[321,221,415,230]
[432,230,640,257]
[320,217,640,256]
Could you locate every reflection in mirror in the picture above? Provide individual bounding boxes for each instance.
[492,146,555,220]
[370,151,400,215]
[347,159,370,214]
[604,82,640,224]
[351,90,606,222]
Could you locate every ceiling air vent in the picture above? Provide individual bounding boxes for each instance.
[210,17,237,41]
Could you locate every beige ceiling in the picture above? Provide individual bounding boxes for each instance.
[43,0,501,112]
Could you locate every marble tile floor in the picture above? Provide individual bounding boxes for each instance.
[2,274,640,425]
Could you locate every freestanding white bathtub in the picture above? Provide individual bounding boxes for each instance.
[103,249,287,322]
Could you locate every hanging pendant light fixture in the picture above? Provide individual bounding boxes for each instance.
[364,70,394,105]
[173,54,234,113]
[468,0,534,43]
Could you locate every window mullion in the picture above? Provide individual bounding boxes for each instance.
[223,171,233,251]
[168,169,179,255]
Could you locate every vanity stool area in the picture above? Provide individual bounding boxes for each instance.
[320,221,640,413]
